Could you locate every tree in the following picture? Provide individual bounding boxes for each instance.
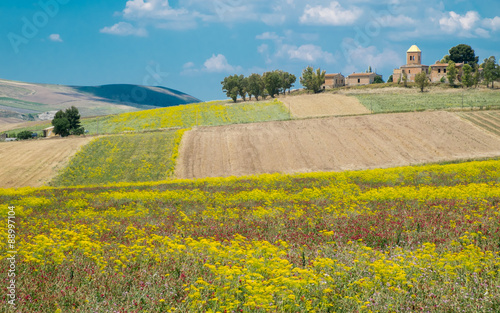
[414,72,429,92]
[52,106,83,137]
[373,76,384,84]
[247,73,265,101]
[462,64,474,88]
[300,66,326,93]
[447,44,479,67]
[221,75,241,102]
[402,72,408,87]
[387,75,393,83]
[482,56,499,88]
[16,130,33,140]
[263,71,282,98]
[447,61,457,86]
[473,64,481,88]
[238,75,248,101]
[280,71,296,94]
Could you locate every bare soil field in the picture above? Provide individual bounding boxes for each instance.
[0,137,92,188]
[280,94,370,118]
[176,111,500,179]
[456,111,500,137]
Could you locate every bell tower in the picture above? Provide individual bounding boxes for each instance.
[407,45,421,65]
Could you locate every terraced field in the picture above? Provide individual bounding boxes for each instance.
[456,110,500,136]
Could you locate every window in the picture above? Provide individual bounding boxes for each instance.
[438,69,441,73]
[409,70,411,74]
[358,79,360,83]
[444,69,447,73]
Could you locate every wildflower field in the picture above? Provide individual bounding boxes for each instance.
[2,159,500,312]
[353,90,500,113]
[81,99,290,135]
[51,130,187,186]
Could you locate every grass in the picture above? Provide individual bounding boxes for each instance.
[353,89,500,113]
[0,97,52,113]
[2,159,500,312]
[81,99,290,135]
[51,130,187,186]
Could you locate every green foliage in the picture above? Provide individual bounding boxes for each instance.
[247,73,265,100]
[414,72,429,92]
[373,76,384,84]
[402,72,408,87]
[447,44,479,67]
[280,71,296,94]
[263,71,282,98]
[221,75,241,102]
[52,106,83,137]
[300,66,326,93]
[387,75,393,83]
[482,56,499,88]
[447,61,457,86]
[462,64,474,88]
[16,130,33,140]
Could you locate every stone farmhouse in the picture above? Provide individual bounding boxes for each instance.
[321,73,345,89]
[393,45,465,83]
[346,72,380,86]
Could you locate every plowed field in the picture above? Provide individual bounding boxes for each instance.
[0,137,92,188]
[280,94,370,118]
[456,111,500,136]
[176,111,500,179]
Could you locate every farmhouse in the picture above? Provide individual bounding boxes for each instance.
[346,73,380,86]
[43,126,57,138]
[322,73,345,89]
[429,61,464,83]
[392,45,429,83]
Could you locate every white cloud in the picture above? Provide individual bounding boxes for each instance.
[483,16,500,31]
[439,11,480,35]
[256,32,280,40]
[300,1,362,26]
[203,54,240,73]
[279,44,335,64]
[183,62,195,69]
[341,38,402,73]
[123,0,189,19]
[257,44,269,54]
[49,34,63,42]
[100,22,148,37]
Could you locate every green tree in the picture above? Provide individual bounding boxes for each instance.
[16,130,33,140]
[462,64,474,88]
[52,110,71,137]
[447,61,457,86]
[238,75,248,101]
[373,76,384,84]
[280,71,296,94]
[387,75,393,83]
[473,64,481,88]
[300,66,326,93]
[247,73,265,101]
[447,44,479,67]
[221,75,241,102]
[414,72,429,92]
[65,106,81,131]
[402,72,408,87]
[263,71,282,98]
[482,56,499,88]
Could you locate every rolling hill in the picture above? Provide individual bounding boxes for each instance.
[0,78,201,127]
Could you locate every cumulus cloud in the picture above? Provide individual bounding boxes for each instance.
[279,44,335,64]
[300,1,362,26]
[100,22,148,37]
[439,11,480,35]
[256,32,280,40]
[483,16,500,31]
[341,38,402,73]
[203,54,240,73]
[49,34,63,42]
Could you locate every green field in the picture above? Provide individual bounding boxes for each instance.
[51,130,186,186]
[353,89,500,113]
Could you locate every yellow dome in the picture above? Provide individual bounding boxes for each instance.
[407,45,421,53]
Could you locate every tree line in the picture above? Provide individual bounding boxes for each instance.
[221,71,296,102]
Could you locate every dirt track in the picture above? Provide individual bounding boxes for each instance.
[0,137,92,188]
[280,94,370,118]
[175,111,500,179]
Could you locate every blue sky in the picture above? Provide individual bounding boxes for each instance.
[1,0,500,101]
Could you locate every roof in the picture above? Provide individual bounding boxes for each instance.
[407,45,421,53]
[44,126,55,130]
[348,73,377,77]
[325,73,343,77]
[430,62,465,67]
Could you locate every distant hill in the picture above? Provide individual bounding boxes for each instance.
[0,79,201,125]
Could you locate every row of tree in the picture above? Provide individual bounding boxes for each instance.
[221,71,297,102]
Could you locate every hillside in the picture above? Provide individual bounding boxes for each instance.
[0,78,201,126]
